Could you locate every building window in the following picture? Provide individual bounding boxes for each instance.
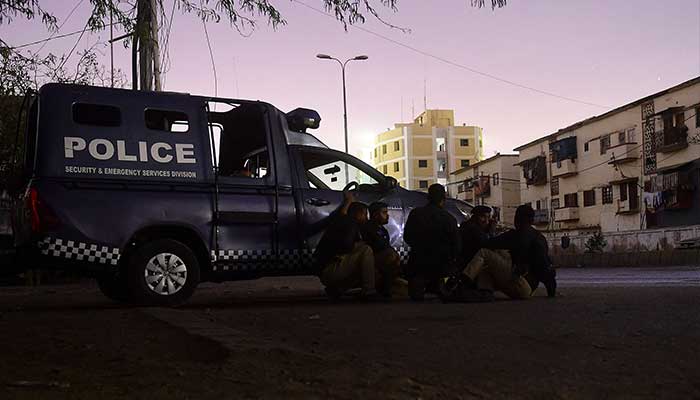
[584,142,589,152]
[418,160,428,168]
[382,144,387,154]
[618,131,626,144]
[382,165,388,174]
[373,148,377,158]
[620,183,628,202]
[461,159,470,168]
[419,180,429,189]
[480,140,483,148]
[600,134,611,154]
[551,198,560,209]
[393,162,399,172]
[394,141,400,151]
[492,173,499,186]
[696,107,700,128]
[536,200,542,210]
[551,177,559,196]
[583,189,596,207]
[564,193,578,208]
[460,139,469,147]
[602,186,613,204]
[627,128,636,143]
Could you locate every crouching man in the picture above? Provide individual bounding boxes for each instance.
[313,191,376,300]
[444,204,556,302]
[361,201,403,298]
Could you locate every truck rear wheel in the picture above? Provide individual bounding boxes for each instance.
[127,239,200,306]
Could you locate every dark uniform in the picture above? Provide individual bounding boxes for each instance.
[404,203,461,292]
[361,221,391,254]
[458,219,490,268]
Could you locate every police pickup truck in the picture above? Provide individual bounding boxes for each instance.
[9,83,473,305]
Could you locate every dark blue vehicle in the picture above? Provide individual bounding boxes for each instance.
[10,83,473,305]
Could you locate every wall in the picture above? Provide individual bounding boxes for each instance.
[548,224,700,267]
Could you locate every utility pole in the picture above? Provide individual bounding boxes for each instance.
[135,0,161,91]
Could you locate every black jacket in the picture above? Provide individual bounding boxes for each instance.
[403,204,460,277]
[458,219,489,267]
[313,214,361,273]
[485,225,553,280]
[361,221,391,253]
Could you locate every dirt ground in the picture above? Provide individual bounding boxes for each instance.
[1,270,699,399]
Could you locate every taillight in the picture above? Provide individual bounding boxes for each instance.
[26,188,60,233]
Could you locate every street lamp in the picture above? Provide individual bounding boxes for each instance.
[316,54,369,157]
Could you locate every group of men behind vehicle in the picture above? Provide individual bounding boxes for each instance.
[313,183,557,302]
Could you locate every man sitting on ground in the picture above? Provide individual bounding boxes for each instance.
[314,191,376,300]
[404,183,461,301]
[361,201,402,298]
[444,204,557,302]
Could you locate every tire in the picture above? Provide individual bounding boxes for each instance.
[96,271,130,303]
[126,239,200,306]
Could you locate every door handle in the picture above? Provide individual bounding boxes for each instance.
[306,198,331,206]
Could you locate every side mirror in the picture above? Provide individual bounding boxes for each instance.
[384,176,398,190]
[323,165,341,175]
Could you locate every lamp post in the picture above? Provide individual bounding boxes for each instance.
[316,54,368,157]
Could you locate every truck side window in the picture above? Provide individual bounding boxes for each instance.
[207,103,270,179]
[299,150,378,190]
[72,103,121,127]
[145,109,189,132]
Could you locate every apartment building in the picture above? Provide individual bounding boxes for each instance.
[372,110,484,191]
[448,154,521,225]
[514,76,700,234]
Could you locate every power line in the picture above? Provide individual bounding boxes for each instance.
[8,21,122,50]
[36,0,86,54]
[292,0,610,109]
[201,18,218,100]
[54,18,91,74]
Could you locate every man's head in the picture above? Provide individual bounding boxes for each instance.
[427,183,447,207]
[470,205,492,230]
[514,204,535,229]
[369,201,390,225]
[347,202,369,224]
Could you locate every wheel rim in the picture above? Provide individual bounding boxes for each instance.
[144,253,188,296]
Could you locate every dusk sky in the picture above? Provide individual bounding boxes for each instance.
[3,0,699,159]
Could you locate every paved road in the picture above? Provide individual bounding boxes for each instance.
[2,267,700,400]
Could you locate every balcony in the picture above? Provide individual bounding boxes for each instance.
[554,207,579,222]
[608,142,640,164]
[657,127,689,153]
[533,209,550,225]
[551,158,577,178]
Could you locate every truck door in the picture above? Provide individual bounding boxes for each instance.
[207,103,295,275]
[290,146,405,261]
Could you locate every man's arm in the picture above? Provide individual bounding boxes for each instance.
[403,209,418,247]
[485,229,517,250]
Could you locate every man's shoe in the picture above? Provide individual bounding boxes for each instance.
[325,287,343,301]
[408,277,426,301]
[543,276,557,298]
[443,288,494,303]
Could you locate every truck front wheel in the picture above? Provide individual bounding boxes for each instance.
[127,239,200,306]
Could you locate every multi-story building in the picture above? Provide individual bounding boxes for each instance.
[372,110,484,191]
[448,153,521,225]
[514,76,700,234]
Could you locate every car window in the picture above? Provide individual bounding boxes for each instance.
[299,150,379,191]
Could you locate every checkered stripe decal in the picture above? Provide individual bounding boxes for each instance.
[210,246,407,272]
[210,248,314,272]
[396,245,410,265]
[38,237,120,266]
